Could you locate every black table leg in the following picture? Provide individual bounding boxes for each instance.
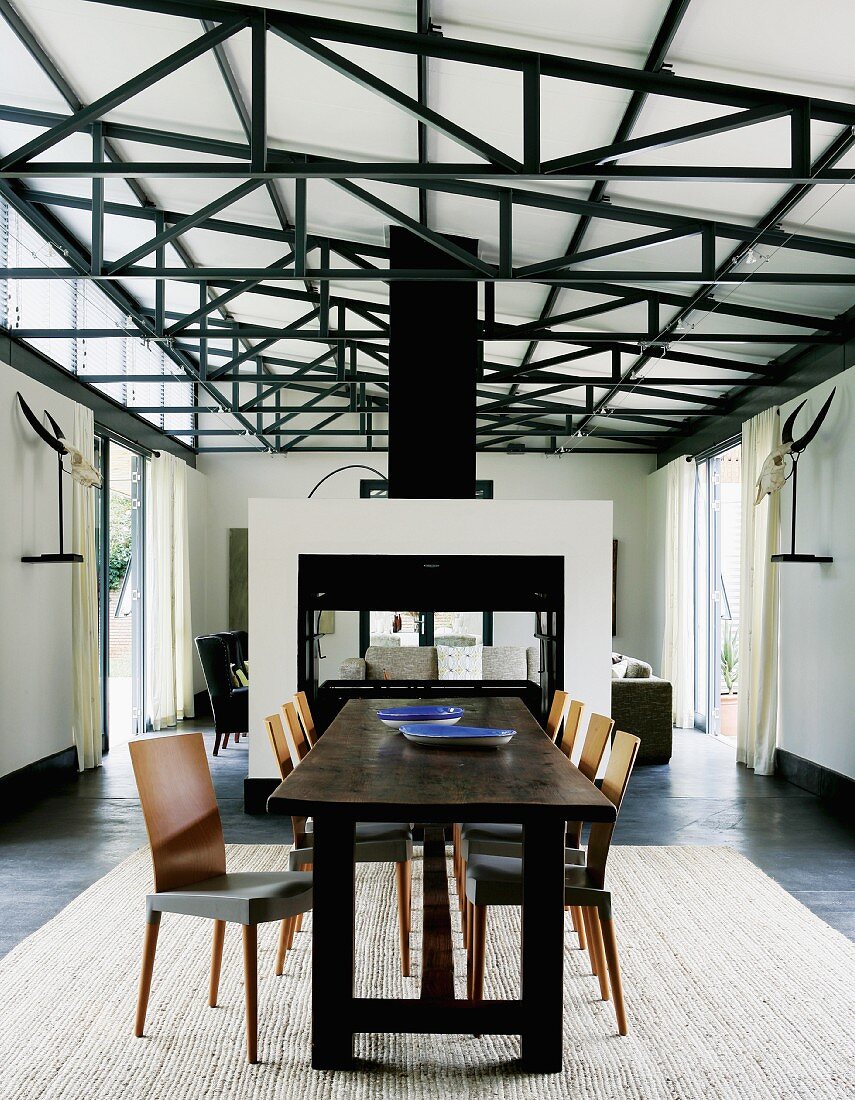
[311,814,356,1069]
[520,818,566,1072]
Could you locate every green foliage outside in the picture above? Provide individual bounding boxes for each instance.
[721,621,739,695]
[109,493,132,590]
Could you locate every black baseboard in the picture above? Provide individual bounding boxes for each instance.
[0,745,78,818]
[244,776,280,815]
[776,748,855,822]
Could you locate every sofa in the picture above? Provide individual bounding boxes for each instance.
[340,645,540,683]
[611,653,673,764]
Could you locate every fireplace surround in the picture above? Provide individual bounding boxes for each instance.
[297,553,564,729]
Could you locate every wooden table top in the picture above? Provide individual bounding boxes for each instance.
[268,696,616,823]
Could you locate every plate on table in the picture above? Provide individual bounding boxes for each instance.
[376,704,464,729]
[399,724,516,749]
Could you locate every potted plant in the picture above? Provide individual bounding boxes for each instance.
[719,622,739,737]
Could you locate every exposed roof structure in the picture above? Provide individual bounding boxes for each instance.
[2,0,855,456]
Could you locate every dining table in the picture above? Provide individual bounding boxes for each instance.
[267,694,616,1073]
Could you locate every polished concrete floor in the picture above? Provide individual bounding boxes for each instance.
[0,725,852,959]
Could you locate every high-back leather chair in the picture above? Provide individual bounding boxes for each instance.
[195,634,248,755]
[233,630,249,672]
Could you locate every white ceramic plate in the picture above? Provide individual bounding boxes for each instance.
[377,705,464,729]
[399,724,517,749]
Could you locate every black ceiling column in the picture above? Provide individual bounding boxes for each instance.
[387,227,479,498]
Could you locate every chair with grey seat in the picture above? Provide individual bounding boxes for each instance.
[129,732,313,1064]
[464,730,641,1035]
[265,709,414,975]
[456,709,610,953]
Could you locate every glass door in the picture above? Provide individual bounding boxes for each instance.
[96,437,145,750]
[694,444,741,743]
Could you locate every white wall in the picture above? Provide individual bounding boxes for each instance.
[778,366,855,779]
[0,363,75,776]
[196,450,658,665]
[248,497,613,779]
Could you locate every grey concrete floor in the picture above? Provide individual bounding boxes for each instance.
[0,725,852,959]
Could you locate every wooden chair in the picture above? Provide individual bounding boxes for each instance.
[465,730,641,1035]
[281,701,310,766]
[456,702,595,877]
[265,712,414,977]
[454,692,582,895]
[544,689,570,742]
[576,712,615,782]
[458,709,612,951]
[556,698,585,758]
[293,691,317,748]
[129,732,312,1064]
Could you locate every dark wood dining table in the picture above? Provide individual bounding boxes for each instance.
[267,695,616,1072]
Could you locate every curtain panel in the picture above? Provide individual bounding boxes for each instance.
[71,404,102,771]
[660,456,696,728]
[737,409,781,774]
[146,453,194,731]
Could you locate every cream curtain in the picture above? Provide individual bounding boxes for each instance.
[737,408,781,774]
[71,404,102,770]
[146,453,194,731]
[660,456,696,728]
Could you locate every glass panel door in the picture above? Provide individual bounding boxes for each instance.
[103,441,145,747]
[367,610,423,648]
[694,444,741,743]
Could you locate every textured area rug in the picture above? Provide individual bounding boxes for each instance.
[0,845,852,1100]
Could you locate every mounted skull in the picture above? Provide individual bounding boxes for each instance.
[754,388,835,505]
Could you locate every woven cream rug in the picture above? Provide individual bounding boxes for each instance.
[0,845,852,1100]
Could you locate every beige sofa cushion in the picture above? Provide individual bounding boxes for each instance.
[365,646,439,680]
[482,646,528,680]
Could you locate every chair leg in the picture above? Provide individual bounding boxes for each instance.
[395,861,411,977]
[242,925,258,1063]
[572,905,587,950]
[598,913,628,1035]
[587,909,610,1001]
[581,908,598,975]
[275,918,292,977]
[223,732,230,749]
[213,731,222,756]
[471,905,487,1004]
[404,859,413,934]
[134,914,161,1037]
[464,897,473,950]
[209,920,226,1006]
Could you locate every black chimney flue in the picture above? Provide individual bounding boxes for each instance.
[387,227,479,499]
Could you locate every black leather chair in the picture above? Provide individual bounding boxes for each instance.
[195,634,249,756]
[233,630,249,673]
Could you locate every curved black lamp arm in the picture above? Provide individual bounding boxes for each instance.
[307,464,385,498]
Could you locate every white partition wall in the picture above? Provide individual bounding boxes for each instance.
[248,498,613,779]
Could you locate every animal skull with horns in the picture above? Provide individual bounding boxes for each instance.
[754,388,835,505]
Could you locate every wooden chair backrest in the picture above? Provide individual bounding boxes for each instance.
[129,733,226,894]
[264,713,295,782]
[557,699,585,759]
[544,689,569,742]
[586,730,641,886]
[265,714,307,845]
[293,691,317,748]
[281,701,309,765]
[577,712,615,781]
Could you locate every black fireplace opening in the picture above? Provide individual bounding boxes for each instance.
[297,553,564,731]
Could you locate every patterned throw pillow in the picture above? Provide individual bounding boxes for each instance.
[437,644,483,681]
